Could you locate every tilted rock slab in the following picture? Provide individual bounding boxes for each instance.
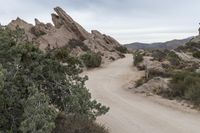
[8,7,123,63]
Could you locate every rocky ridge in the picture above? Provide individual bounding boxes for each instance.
[7,7,124,63]
[191,28,200,43]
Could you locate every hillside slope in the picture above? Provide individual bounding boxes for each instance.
[125,38,191,50]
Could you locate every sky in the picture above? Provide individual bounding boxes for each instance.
[1,0,200,44]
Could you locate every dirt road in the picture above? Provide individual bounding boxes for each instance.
[84,54,200,133]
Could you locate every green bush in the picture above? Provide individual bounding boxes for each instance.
[53,113,108,133]
[167,51,181,66]
[148,69,172,79]
[193,51,200,59]
[152,50,181,67]
[152,50,168,61]
[0,28,109,132]
[81,52,102,68]
[169,71,200,106]
[186,41,200,49]
[115,46,128,53]
[68,39,90,51]
[135,77,147,87]
[133,51,144,66]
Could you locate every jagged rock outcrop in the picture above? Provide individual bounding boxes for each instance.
[52,7,90,41]
[138,57,166,74]
[190,24,200,43]
[8,17,35,42]
[8,17,33,31]
[7,7,123,63]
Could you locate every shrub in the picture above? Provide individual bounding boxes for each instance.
[152,50,168,61]
[193,51,200,59]
[135,76,147,87]
[0,28,109,132]
[53,113,108,133]
[115,46,128,53]
[152,50,182,67]
[133,51,144,66]
[68,39,90,51]
[81,52,102,68]
[167,51,181,66]
[148,69,172,79]
[169,71,200,106]
[186,41,200,49]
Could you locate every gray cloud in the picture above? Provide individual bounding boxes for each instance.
[0,0,200,43]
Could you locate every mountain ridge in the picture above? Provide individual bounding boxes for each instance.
[124,37,192,50]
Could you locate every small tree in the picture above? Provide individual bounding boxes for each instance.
[169,71,200,106]
[0,28,109,132]
[133,51,144,66]
[115,46,128,53]
[193,51,200,59]
[81,52,102,68]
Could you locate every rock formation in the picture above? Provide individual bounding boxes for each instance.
[190,23,200,43]
[7,7,123,63]
[134,77,169,95]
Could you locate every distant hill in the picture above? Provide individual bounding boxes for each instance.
[124,38,192,50]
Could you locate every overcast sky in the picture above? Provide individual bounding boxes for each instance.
[1,0,200,44]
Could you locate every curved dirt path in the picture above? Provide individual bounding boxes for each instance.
[84,54,200,133]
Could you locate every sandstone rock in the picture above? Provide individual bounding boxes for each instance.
[30,19,50,37]
[53,7,90,41]
[135,77,169,95]
[7,7,124,63]
[8,17,33,31]
[144,57,166,75]
[8,17,35,42]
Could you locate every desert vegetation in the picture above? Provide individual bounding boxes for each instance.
[0,27,109,133]
[152,50,181,67]
[193,51,200,59]
[165,71,200,107]
[81,52,102,68]
[134,42,200,108]
[133,51,144,66]
[115,46,128,53]
[135,76,148,88]
[68,39,90,51]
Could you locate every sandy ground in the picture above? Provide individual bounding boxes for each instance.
[84,54,200,133]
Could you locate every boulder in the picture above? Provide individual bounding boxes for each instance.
[141,57,168,78]
[135,77,169,95]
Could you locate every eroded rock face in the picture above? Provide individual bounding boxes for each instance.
[134,77,169,95]
[7,7,123,63]
[52,7,90,41]
[8,17,33,31]
[30,19,52,37]
[8,17,35,42]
